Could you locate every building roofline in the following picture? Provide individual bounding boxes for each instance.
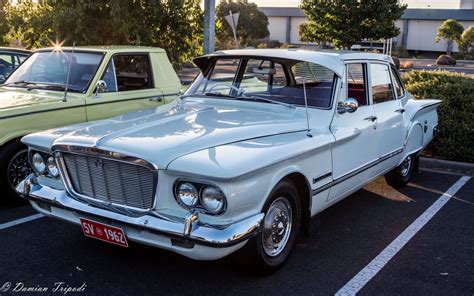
[259,7,474,21]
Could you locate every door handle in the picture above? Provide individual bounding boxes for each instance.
[149,96,163,102]
[364,115,377,122]
[395,108,405,114]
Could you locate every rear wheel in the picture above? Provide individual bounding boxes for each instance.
[241,179,301,272]
[0,140,31,202]
[385,154,415,189]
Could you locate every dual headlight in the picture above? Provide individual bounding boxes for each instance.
[31,152,59,178]
[174,181,227,215]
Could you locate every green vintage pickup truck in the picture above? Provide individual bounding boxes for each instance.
[0,46,181,200]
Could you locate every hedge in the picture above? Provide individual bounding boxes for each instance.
[402,70,474,163]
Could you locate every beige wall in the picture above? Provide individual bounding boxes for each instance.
[406,20,474,52]
[267,17,288,43]
[266,15,474,51]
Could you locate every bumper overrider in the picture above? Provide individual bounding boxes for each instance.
[16,174,264,260]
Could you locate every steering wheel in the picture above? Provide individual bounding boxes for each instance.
[207,83,244,96]
[33,75,54,83]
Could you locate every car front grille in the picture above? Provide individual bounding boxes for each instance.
[61,153,156,210]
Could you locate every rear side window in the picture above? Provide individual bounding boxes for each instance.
[346,63,367,106]
[101,54,152,92]
[370,63,395,104]
[390,67,404,98]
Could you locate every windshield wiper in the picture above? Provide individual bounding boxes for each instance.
[2,80,38,87]
[236,95,295,109]
[204,92,235,98]
[39,84,82,93]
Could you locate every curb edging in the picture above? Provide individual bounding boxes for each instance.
[419,157,474,176]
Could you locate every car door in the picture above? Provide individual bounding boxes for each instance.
[85,53,165,121]
[369,62,405,173]
[328,62,379,202]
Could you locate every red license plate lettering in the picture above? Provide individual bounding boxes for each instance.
[80,218,128,247]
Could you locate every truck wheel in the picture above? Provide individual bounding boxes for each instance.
[0,140,31,202]
[385,154,415,189]
[242,179,301,272]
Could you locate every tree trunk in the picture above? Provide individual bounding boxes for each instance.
[447,40,453,55]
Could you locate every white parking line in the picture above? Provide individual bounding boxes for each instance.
[0,213,45,230]
[335,176,471,296]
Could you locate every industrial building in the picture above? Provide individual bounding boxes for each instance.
[259,1,474,53]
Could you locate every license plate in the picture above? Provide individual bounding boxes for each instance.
[80,218,128,248]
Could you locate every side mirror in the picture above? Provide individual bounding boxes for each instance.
[337,98,359,114]
[95,80,107,96]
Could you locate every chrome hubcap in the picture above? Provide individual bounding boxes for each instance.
[7,149,32,190]
[401,155,412,177]
[262,197,292,257]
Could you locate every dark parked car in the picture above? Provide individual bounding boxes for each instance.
[0,47,31,84]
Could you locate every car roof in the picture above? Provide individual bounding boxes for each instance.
[0,47,31,55]
[33,45,166,54]
[196,48,394,77]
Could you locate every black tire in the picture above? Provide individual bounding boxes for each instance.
[241,179,301,273]
[0,140,31,202]
[385,154,416,189]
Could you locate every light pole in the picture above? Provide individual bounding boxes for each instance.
[203,0,216,54]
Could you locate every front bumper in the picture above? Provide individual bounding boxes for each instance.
[17,174,264,260]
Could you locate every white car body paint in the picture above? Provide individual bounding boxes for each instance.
[18,49,441,260]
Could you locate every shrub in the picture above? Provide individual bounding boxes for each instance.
[402,70,474,163]
[436,55,456,66]
[400,61,414,69]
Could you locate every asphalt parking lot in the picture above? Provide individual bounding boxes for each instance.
[0,170,472,296]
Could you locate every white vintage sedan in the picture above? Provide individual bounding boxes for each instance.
[17,49,440,270]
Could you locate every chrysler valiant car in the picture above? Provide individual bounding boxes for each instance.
[0,46,181,200]
[17,49,440,270]
[0,47,31,84]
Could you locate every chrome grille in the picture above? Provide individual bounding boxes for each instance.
[61,153,155,210]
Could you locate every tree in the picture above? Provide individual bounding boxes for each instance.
[0,0,11,46]
[435,19,464,55]
[300,0,406,49]
[299,22,330,48]
[6,0,203,65]
[216,0,269,48]
[460,26,474,57]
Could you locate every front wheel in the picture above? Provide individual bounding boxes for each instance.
[385,154,416,189]
[242,180,301,272]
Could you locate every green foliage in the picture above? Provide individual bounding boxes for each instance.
[298,22,329,47]
[435,19,464,54]
[300,0,406,49]
[216,0,269,48]
[6,0,203,65]
[460,26,474,58]
[402,70,474,163]
[0,0,10,46]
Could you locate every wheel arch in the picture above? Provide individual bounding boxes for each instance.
[274,172,312,235]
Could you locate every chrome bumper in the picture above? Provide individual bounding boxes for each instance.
[17,174,263,248]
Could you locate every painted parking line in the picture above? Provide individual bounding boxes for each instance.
[0,213,44,230]
[335,176,471,296]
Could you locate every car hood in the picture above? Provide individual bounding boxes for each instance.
[0,87,80,118]
[24,98,309,168]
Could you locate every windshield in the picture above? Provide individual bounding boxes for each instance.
[4,51,103,93]
[186,57,336,108]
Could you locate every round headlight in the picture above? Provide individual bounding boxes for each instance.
[200,186,226,214]
[177,182,199,207]
[32,153,46,174]
[46,156,59,177]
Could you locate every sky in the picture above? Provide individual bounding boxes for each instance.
[247,0,463,9]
